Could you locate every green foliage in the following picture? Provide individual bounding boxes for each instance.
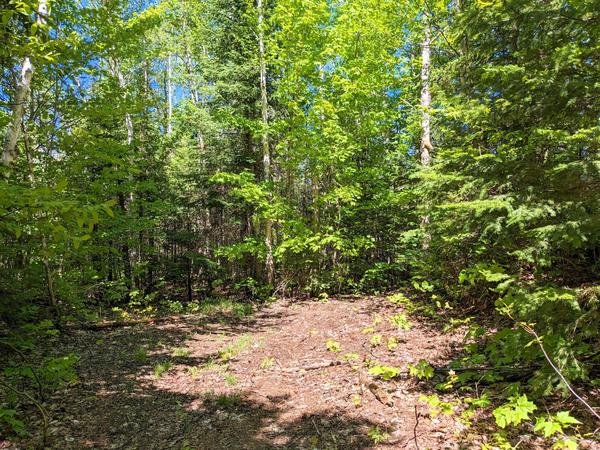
[492,394,537,429]
[134,347,148,362]
[368,365,400,381]
[219,335,252,361]
[259,357,275,369]
[0,408,27,437]
[171,347,190,358]
[419,394,457,417]
[367,426,389,444]
[534,411,580,439]
[388,313,411,330]
[325,338,341,353]
[407,359,434,380]
[153,362,172,378]
[369,334,382,346]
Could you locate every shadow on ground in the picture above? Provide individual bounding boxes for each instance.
[31,305,389,449]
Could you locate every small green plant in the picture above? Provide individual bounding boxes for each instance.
[419,394,458,417]
[326,338,341,353]
[442,317,472,333]
[351,394,362,408]
[387,336,398,351]
[219,334,252,361]
[153,362,172,378]
[534,411,580,438]
[435,369,459,391]
[367,426,389,444]
[202,358,222,371]
[223,373,238,385]
[318,292,329,303]
[372,314,382,325]
[361,326,375,334]
[342,352,360,362]
[259,356,275,369]
[370,334,382,346]
[407,359,434,380]
[368,365,401,380]
[493,394,537,429]
[386,292,409,305]
[533,411,580,449]
[412,280,434,292]
[187,366,201,377]
[459,394,491,425]
[0,408,27,437]
[171,347,190,358]
[134,347,147,362]
[388,313,411,330]
[212,393,242,408]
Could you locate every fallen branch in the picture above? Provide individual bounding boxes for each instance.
[66,315,184,330]
[368,382,394,407]
[413,404,421,450]
[0,379,49,447]
[277,360,342,373]
[519,322,600,423]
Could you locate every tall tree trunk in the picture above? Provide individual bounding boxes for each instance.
[420,20,433,167]
[2,0,48,165]
[420,18,433,249]
[166,52,173,135]
[109,60,134,290]
[257,0,274,286]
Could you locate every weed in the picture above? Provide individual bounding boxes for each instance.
[171,347,190,358]
[370,334,382,346]
[187,366,201,377]
[223,373,238,385]
[368,365,401,380]
[387,336,398,351]
[367,426,389,444]
[325,338,341,353]
[388,313,411,330]
[134,347,147,362]
[219,334,252,361]
[259,356,275,369]
[154,362,172,378]
[407,359,434,380]
[342,353,360,362]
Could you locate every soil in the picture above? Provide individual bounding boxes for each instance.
[8,296,594,449]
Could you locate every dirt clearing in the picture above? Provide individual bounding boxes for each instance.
[17,296,479,449]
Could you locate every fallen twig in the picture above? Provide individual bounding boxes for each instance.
[519,322,600,423]
[277,360,342,373]
[66,315,184,330]
[413,405,421,450]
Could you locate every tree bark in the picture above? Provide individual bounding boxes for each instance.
[2,0,48,166]
[167,51,173,135]
[420,17,433,249]
[257,0,274,286]
[420,20,433,167]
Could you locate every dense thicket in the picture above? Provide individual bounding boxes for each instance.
[1,0,599,442]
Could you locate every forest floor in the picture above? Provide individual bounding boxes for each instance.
[12,296,562,449]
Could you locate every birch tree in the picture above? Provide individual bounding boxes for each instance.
[257,0,274,285]
[2,0,48,166]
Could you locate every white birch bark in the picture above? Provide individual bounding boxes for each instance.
[2,0,48,165]
[167,52,173,135]
[257,0,274,285]
[420,17,433,249]
[420,20,433,167]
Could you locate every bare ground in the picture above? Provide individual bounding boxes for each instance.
[8,296,517,449]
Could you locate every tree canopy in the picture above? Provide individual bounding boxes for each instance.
[1,0,599,447]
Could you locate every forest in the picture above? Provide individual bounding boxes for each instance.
[1,0,599,448]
